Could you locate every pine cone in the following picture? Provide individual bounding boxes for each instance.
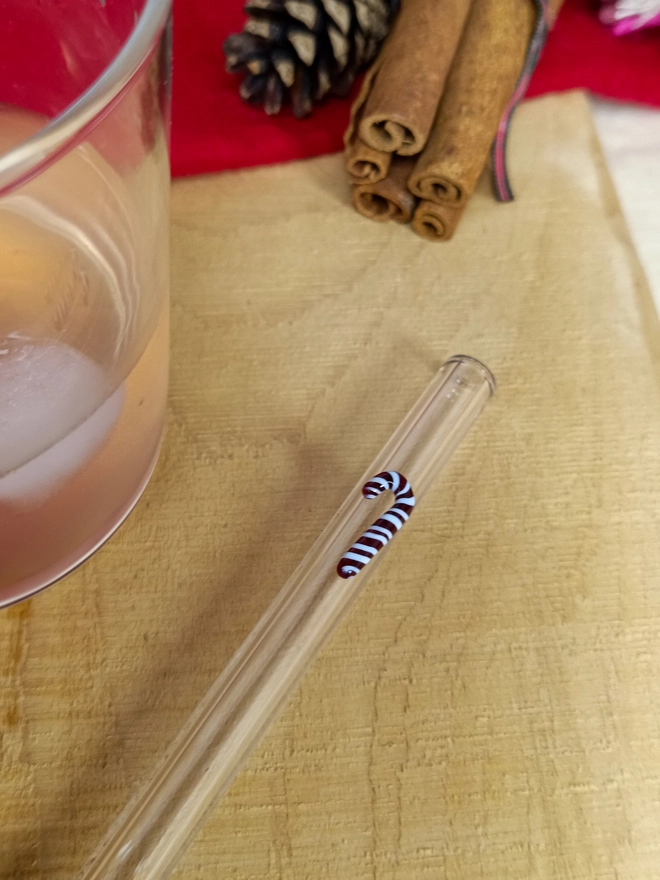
[224,0,400,118]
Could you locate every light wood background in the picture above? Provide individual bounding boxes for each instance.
[3,92,660,879]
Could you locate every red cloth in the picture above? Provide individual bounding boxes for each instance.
[527,0,660,104]
[171,0,660,179]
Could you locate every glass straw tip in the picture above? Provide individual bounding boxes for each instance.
[445,355,496,395]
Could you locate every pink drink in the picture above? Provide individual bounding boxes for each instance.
[0,107,169,606]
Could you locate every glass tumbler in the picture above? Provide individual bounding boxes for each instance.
[0,0,172,607]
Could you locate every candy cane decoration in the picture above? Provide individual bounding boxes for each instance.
[337,471,415,579]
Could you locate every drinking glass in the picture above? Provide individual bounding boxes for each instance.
[0,0,172,606]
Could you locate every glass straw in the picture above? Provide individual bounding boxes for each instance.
[78,354,496,880]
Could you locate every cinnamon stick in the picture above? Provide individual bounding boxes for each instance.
[352,157,418,225]
[344,58,381,149]
[408,0,564,206]
[345,108,392,185]
[346,139,391,186]
[412,201,466,241]
[356,0,473,157]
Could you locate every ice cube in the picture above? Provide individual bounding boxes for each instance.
[0,339,124,503]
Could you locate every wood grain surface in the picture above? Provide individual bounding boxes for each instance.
[3,91,660,879]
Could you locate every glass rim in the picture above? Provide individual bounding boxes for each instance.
[0,0,171,196]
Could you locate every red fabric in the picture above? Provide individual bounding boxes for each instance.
[527,0,660,104]
[171,0,660,179]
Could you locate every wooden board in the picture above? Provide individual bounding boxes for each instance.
[3,91,660,879]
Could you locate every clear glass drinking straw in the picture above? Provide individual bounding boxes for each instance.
[78,354,496,880]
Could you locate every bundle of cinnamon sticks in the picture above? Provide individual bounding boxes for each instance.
[345,0,563,241]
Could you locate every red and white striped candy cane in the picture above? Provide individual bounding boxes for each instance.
[337,471,415,579]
